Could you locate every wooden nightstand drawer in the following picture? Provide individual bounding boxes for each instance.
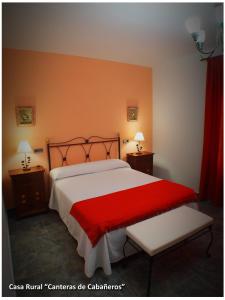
[11,171,43,184]
[127,152,154,175]
[9,166,48,218]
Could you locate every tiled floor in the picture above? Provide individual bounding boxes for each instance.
[7,201,223,297]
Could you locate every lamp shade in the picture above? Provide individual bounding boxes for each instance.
[185,16,201,34]
[17,140,32,153]
[134,132,144,142]
[197,30,205,43]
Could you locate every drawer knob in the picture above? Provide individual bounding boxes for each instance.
[35,192,40,196]
[36,197,40,200]
[21,194,26,199]
[21,199,26,204]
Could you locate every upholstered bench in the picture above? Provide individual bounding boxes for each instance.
[124,206,214,296]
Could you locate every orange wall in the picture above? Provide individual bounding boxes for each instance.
[3,48,152,208]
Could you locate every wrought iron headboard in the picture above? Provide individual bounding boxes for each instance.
[47,134,120,170]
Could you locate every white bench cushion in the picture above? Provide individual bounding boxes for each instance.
[126,206,213,256]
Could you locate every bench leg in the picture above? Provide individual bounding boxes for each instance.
[123,236,128,257]
[147,257,153,296]
[206,226,213,257]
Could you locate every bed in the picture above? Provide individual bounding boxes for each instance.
[48,135,198,277]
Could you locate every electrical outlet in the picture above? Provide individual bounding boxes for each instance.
[122,139,129,144]
[34,148,44,153]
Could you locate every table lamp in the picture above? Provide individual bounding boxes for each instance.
[134,132,144,154]
[17,140,33,171]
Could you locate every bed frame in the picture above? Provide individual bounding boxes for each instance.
[47,134,120,170]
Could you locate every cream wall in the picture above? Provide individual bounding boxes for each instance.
[152,54,207,191]
[3,49,152,208]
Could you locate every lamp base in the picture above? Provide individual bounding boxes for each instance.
[22,167,31,172]
[135,152,143,155]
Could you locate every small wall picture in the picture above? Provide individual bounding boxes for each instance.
[16,106,35,126]
[127,106,138,121]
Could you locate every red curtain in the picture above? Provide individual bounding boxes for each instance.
[199,55,223,206]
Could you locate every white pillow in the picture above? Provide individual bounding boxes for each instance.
[50,159,130,181]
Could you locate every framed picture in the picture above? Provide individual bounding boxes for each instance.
[127,106,138,121]
[16,106,35,126]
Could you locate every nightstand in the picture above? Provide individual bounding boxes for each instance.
[9,166,48,218]
[127,151,154,175]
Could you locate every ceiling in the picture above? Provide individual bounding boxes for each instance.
[3,3,222,67]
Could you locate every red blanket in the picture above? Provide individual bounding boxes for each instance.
[70,180,197,247]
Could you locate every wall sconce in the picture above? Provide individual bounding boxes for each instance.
[185,5,223,60]
[17,140,33,171]
[134,132,144,154]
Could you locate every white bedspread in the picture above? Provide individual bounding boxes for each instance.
[49,163,197,277]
